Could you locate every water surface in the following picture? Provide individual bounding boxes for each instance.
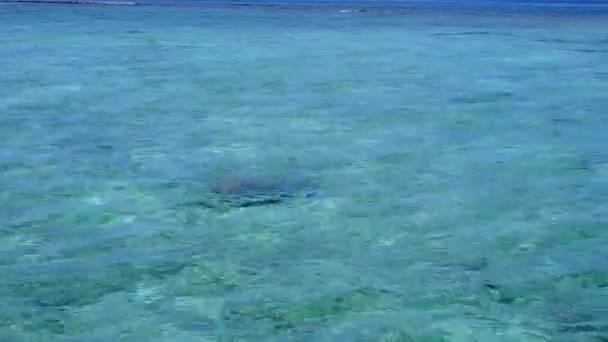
[1,2,607,341]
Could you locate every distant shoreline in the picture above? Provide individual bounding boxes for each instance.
[0,0,138,5]
[2,0,607,12]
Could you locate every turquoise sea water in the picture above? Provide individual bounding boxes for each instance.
[1,2,608,341]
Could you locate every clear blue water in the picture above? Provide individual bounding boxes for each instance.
[1,2,607,341]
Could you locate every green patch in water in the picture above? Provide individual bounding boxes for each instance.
[223,287,402,333]
[555,271,608,289]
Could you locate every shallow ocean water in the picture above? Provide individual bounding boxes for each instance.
[1,1,607,341]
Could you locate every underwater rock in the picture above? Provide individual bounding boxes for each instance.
[185,172,318,210]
